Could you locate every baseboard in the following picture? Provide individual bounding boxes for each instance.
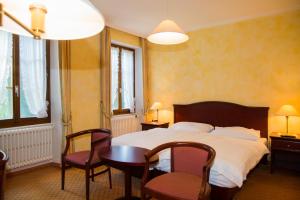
[51,162,61,168]
[7,162,61,177]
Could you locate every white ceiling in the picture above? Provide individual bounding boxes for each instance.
[91,0,300,37]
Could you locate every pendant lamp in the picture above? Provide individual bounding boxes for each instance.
[0,0,105,40]
[147,19,189,45]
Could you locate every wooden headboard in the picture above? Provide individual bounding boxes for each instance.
[174,101,269,138]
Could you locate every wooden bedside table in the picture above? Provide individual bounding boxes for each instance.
[141,122,169,131]
[270,135,300,173]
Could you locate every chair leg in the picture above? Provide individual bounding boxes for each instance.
[85,167,90,200]
[141,191,149,200]
[108,167,112,189]
[141,191,146,200]
[61,158,65,190]
[91,168,95,182]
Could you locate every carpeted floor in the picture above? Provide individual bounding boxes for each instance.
[4,164,300,200]
[234,165,300,200]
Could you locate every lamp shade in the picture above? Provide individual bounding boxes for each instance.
[150,102,162,110]
[277,105,299,116]
[29,3,47,34]
[0,0,105,40]
[147,19,189,45]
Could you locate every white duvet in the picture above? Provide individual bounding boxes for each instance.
[112,128,269,188]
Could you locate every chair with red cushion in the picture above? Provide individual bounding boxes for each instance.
[141,142,216,200]
[61,129,112,200]
[0,150,8,200]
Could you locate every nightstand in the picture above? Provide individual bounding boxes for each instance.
[141,122,169,131]
[270,135,300,173]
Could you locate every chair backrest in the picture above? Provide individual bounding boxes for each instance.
[90,129,111,159]
[142,142,216,200]
[145,142,215,177]
[170,142,215,177]
[0,150,8,200]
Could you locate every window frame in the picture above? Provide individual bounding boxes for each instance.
[111,44,135,115]
[0,34,51,128]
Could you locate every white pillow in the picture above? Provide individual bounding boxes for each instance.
[169,122,214,133]
[211,126,261,141]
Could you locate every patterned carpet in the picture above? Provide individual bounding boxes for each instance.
[234,165,300,200]
[5,167,141,200]
[4,165,300,200]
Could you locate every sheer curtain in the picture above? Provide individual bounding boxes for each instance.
[111,47,119,111]
[121,49,134,112]
[19,36,48,118]
[0,31,13,119]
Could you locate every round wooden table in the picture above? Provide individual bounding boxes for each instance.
[101,145,152,200]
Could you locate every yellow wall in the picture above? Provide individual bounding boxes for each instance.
[70,35,101,150]
[69,10,300,142]
[148,10,300,134]
[111,28,141,47]
[70,28,140,150]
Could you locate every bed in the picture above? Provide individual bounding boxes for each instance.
[112,101,270,200]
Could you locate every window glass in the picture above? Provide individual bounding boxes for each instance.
[0,31,13,120]
[0,31,50,128]
[111,45,135,114]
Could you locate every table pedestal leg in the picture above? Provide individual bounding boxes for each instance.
[124,170,131,199]
[116,169,140,200]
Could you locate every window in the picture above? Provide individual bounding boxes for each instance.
[0,31,50,128]
[111,44,135,114]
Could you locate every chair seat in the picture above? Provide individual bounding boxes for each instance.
[65,151,100,166]
[145,172,203,200]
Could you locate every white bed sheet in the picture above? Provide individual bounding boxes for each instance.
[112,128,269,188]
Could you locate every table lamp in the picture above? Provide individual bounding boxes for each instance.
[150,102,162,122]
[277,105,299,138]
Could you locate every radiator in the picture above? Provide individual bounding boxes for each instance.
[0,124,53,170]
[111,114,141,137]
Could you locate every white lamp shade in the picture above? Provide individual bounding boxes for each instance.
[150,102,162,110]
[147,19,189,45]
[0,0,105,40]
[277,105,299,116]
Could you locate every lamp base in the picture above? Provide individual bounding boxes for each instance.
[280,135,296,138]
[152,120,158,122]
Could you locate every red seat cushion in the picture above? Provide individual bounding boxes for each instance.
[65,151,100,166]
[145,172,203,200]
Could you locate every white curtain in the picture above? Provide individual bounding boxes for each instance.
[111,47,119,111]
[19,36,48,118]
[121,49,134,112]
[0,31,13,119]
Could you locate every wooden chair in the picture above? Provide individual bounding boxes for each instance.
[141,142,216,200]
[61,129,112,200]
[0,150,8,200]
